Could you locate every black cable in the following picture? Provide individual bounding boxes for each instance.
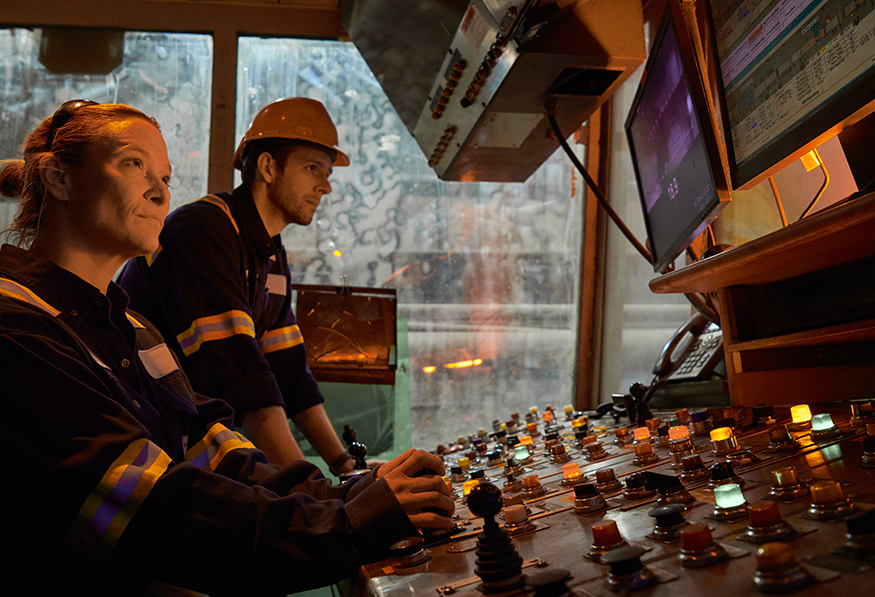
[546,110,653,265]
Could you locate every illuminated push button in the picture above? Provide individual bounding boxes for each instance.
[788,404,812,431]
[712,483,748,521]
[808,480,855,520]
[753,543,815,593]
[680,454,710,483]
[710,426,740,456]
[519,434,533,446]
[709,460,743,488]
[646,418,661,433]
[633,442,659,465]
[581,434,598,445]
[745,501,796,544]
[513,444,531,463]
[521,474,547,499]
[675,408,691,424]
[624,472,656,501]
[809,413,842,442]
[678,524,728,568]
[543,439,559,456]
[585,441,608,462]
[561,462,586,487]
[463,479,480,498]
[589,520,627,562]
[767,425,801,453]
[564,404,575,421]
[502,504,535,537]
[668,425,690,441]
[595,467,622,493]
[614,426,631,445]
[573,483,607,514]
[648,503,688,541]
[476,443,489,455]
[632,427,651,445]
[458,456,471,470]
[602,545,659,593]
[768,466,809,501]
[843,508,875,556]
[526,422,538,436]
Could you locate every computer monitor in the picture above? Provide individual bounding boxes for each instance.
[625,1,731,273]
[708,0,875,190]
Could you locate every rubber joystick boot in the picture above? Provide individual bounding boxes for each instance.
[467,482,525,593]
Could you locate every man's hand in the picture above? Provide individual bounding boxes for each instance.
[377,449,455,530]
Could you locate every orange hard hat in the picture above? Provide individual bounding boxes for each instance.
[232,98,350,170]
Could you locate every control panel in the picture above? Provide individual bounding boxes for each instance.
[342,401,875,596]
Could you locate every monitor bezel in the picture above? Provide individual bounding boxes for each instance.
[624,0,731,273]
[706,0,875,191]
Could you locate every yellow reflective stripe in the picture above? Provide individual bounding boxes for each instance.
[185,423,256,472]
[144,245,163,266]
[0,277,61,316]
[198,194,240,235]
[66,439,171,559]
[125,312,147,329]
[260,324,304,355]
[176,310,255,357]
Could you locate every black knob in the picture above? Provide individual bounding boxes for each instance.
[467,482,503,519]
[625,472,649,490]
[846,507,875,537]
[649,503,687,528]
[602,544,646,574]
[528,568,572,597]
[710,461,737,482]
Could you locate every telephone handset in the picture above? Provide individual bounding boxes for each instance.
[653,312,724,383]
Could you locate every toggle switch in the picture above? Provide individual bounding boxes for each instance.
[843,508,875,556]
[745,501,796,543]
[679,524,728,567]
[624,471,656,501]
[752,542,815,593]
[767,425,801,453]
[585,441,608,462]
[708,460,743,488]
[680,454,710,483]
[633,442,659,465]
[503,471,522,494]
[573,483,607,514]
[595,467,622,493]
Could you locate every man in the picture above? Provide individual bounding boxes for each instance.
[119,98,355,472]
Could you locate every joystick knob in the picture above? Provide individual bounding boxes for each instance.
[466,482,525,593]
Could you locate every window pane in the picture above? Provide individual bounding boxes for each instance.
[0,28,212,231]
[238,38,585,450]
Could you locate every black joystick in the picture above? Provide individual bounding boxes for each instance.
[342,424,369,471]
[466,482,525,593]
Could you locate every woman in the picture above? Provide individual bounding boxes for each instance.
[0,102,453,596]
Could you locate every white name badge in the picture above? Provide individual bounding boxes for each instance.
[139,344,179,379]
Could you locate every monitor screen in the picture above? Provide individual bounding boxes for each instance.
[626,2,730,273]
[709,0,875,190]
